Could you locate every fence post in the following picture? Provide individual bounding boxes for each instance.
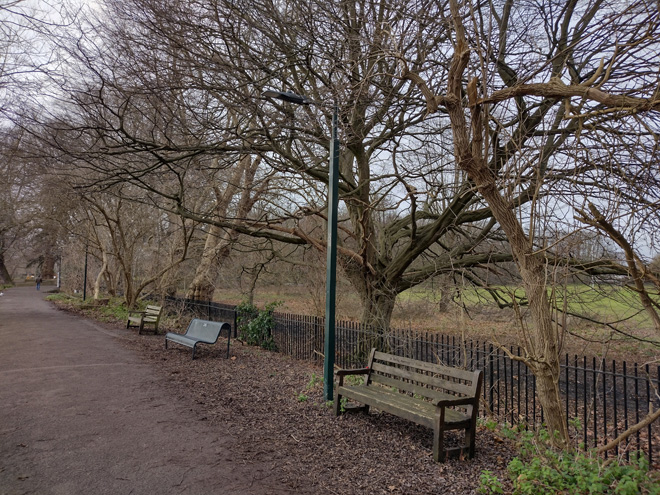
[489,344,494,413]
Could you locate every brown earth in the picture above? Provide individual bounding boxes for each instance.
[0,287,516,494]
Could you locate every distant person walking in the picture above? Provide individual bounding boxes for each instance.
[35,275,42,291]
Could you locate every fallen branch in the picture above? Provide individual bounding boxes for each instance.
[596,407,660,455]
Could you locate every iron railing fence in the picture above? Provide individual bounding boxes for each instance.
[166,297,660,464]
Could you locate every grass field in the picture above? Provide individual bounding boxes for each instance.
[213,282,660,364]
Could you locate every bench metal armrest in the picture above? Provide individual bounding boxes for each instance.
[433,396,478,408]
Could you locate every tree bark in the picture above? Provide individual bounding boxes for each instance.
[185,224,231,301]
[417,0,570,445]
[0,252,12,285]
[186,154,261,301]
[93,249,109,300]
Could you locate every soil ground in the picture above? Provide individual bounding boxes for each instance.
[0,286,515,494]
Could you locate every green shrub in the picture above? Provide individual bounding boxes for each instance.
[237,300,279,351]
[479,427,660,495]
[96,298,130,321]
[46,293,77,302]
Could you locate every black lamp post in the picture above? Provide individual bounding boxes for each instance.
[263,89,339,401]
[83,243,88,301]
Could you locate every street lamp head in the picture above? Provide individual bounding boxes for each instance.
[262,89,311,106]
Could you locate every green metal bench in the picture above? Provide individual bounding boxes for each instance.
[126,304,163,334]
[165,319,232,359]
[334,348,483,462]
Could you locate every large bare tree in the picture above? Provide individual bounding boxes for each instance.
[34,0,524,331]
[401,0,660,444]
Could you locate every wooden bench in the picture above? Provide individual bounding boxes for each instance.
[334,349,483,462]
[126,305,163,334]
[165,319,232,359]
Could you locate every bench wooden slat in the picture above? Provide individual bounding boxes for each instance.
[370,361,476,397]
[373,351,477,382]
[126,305,163,334]
[369,373,471,411]
[339,384,470,428]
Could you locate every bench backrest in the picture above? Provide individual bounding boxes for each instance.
[144,305,162,320]
[184,319,231,342]
[367,349,482,405]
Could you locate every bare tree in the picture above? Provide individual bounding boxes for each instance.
[402,0,660,444]
[34,0,526,333]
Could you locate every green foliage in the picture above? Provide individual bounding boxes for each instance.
[236,300,260,326]
[479,427,660,495]
[345,373,365,386]
[237,300,279,351]
[478,471,504,494]
[46,293,76,302]
[97,299,130,321]
[297,393,308,402]
[306,373,323,390]
[478,417,500,432]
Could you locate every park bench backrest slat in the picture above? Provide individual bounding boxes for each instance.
[370,351,480,398]
[145,305,162,316]
[373,351,477,382]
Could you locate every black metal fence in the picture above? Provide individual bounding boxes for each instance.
[166,297,660,465]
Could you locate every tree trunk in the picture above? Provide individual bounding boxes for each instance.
[186,154,261,301]
[472,168,568,445]
[415,0,570,445]
[42,251,56,278]
[344,268,399,358]
[185,225,232,301]
[533,359,568,441]
[0,252,13,285]
[93,250,109,300]
[359,289,396,333]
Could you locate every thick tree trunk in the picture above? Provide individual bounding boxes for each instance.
[359,289,396,333]
[186,154,260,301]
[344,266,399,358]
[42,252,56,279]
[185,225,232,301]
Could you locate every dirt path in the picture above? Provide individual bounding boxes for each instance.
[0,287,299,495]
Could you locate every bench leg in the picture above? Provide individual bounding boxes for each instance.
[334,390,342,416]
[191,344,196,360]
[465,425,476,459]
[433,408,446,462]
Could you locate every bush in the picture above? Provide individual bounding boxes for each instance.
[46,293,77,303]
[479,427,660,495]
[236,300,279,351]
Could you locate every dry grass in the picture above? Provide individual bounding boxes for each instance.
[212,285,660,364]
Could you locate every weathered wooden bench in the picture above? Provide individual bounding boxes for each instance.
[126,304,163,334]
[165,319,232,359]
[334,349,483,462]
